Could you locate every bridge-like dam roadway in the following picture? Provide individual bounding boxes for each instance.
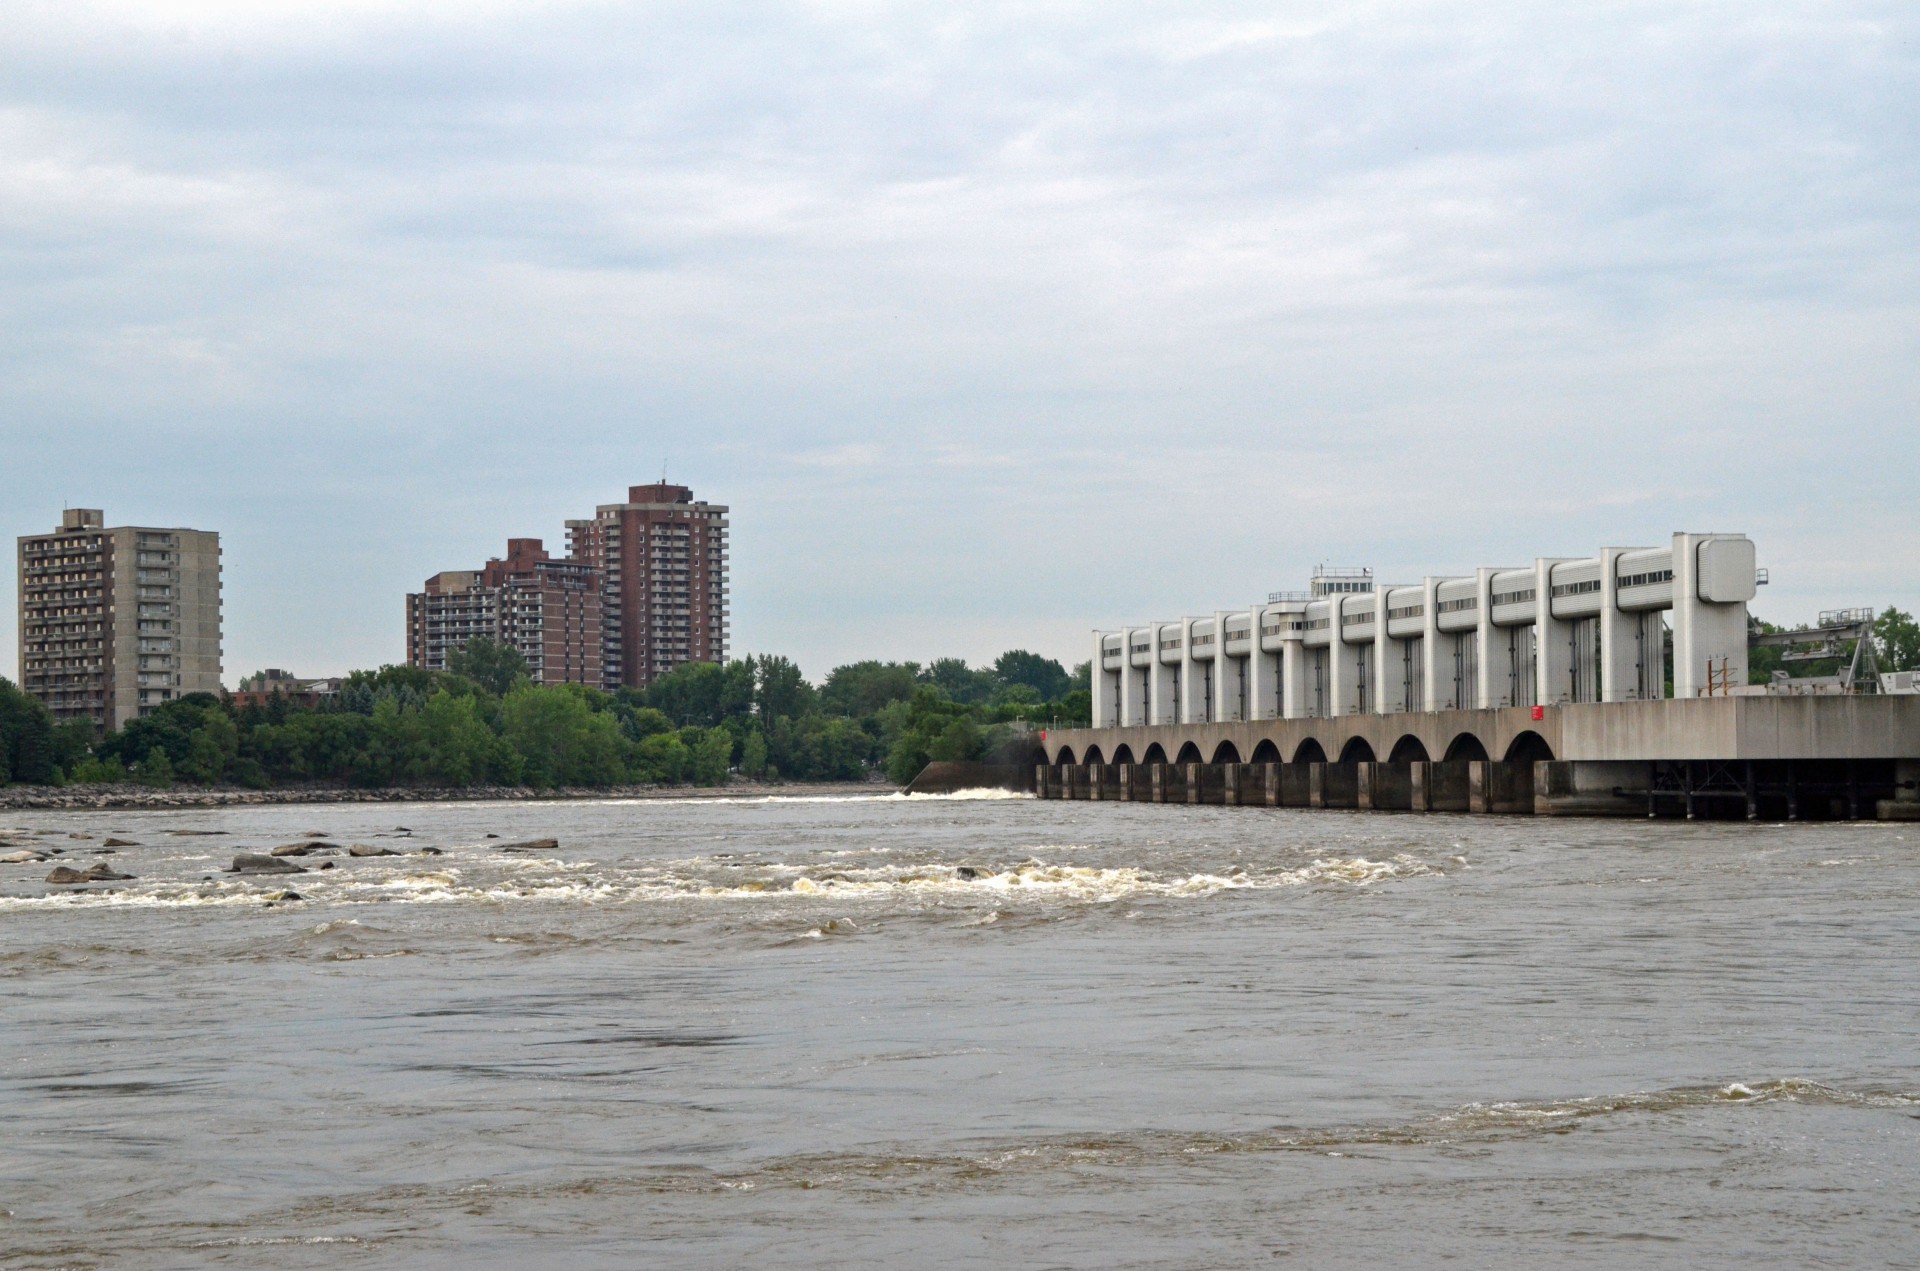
[1037,696,1920,819]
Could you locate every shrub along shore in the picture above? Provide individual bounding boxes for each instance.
[0,642,1090,794]
[0,779,889,811]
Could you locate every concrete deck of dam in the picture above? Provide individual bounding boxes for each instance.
[1033,696,1920,820]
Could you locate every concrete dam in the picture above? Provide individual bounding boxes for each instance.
[1035,533,1920,820]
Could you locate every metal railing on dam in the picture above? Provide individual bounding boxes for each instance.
[1033,696,1920,821]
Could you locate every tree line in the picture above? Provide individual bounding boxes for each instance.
[9,607,1917,791]
[0,641,1092,790]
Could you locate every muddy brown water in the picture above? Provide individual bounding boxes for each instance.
[2,792,1916,1268]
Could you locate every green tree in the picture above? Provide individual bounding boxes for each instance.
[993,650,1072,702]
[1748,619,1785,684]
[883,687,972,784]
[69,755,130,784]
[645,660,755,726]
[0,678,58,786]
[613,703,675,742]
[500,686,626,788]
[49,721,94,780]
[335,663,435,715]
[98,694,231,781]
[994,683,1042,708]
[928,716,982,762]
[754,655,814,723]
[820,661,921,718]
[1876,607,1920,673]
[923,658,995,704]
[632,731,691,784]
[178,709,239,785]
[417,689,518,785]
[813,718,874,780]
[691,727,734,786]
[445,637,531,696]
[135,748,175,788]
[739,727,769,778]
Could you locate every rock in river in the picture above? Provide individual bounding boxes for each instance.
[496,839,560,853]
[47,863,133,884]
[348,844,401,857]
[3,850,51,864]
[228,853,306,874]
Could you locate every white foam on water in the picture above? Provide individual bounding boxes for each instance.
[594,793,899,806]
[676,854,1434,903]
[0,851,1436,910]
[885,788,1033,802]
[624,788,1031,805]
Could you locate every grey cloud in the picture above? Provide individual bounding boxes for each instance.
[1,2,1915,680]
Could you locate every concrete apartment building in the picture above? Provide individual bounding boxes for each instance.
[16,508,222,731]
[566,483,729,689]
[406,538,603,687]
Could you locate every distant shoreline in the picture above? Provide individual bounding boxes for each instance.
[0,780,895,812]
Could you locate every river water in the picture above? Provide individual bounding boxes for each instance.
[1,792,1916,1268]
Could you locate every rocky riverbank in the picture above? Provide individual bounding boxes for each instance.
[0,779,892,811]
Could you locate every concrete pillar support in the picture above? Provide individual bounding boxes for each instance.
[1179,617,1199,724]
[1213,610,1231,723]
[1117,628,1140,726]
[1420,578,1446,712]
[1473,568,1501,709]
[1330,601,1357,718]
[1598,549,1637,703]
[1249,606,1275,721]
[1535,558,1574,707]
[1282,634,1309,720]
[1091,634,1114,728]
[1373,590,1398,715]
[1672,532,1755,698]
[1150,625,1178,726]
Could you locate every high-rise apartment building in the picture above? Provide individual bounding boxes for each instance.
[406,538,603,687]
[566,484,729,689]
[16,508,222,731]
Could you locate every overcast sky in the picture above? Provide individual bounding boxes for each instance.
[3,1,1915,685]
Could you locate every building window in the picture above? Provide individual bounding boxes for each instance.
[1617,568,1673,588]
